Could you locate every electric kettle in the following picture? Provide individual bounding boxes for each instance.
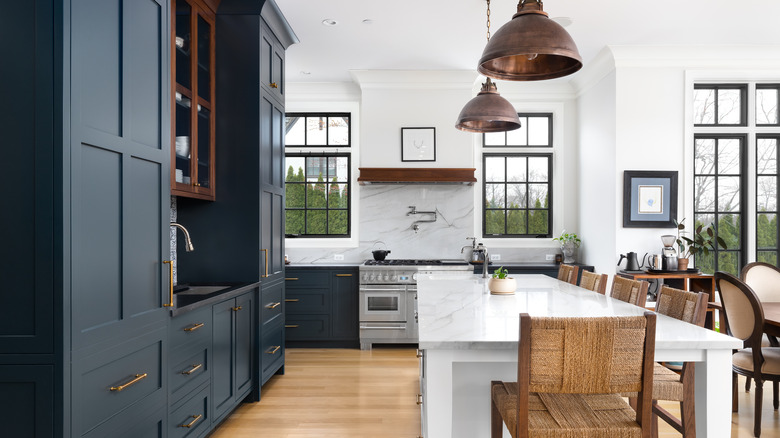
[617,252,641,271]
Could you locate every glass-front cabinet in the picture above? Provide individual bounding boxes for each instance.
[172,0,216,200]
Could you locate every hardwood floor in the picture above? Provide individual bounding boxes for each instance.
[212,348,780,437]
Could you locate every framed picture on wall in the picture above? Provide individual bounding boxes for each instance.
[623,170,678,228]
[401,127,436,162]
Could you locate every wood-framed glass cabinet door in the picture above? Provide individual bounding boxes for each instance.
[172,0,216,200]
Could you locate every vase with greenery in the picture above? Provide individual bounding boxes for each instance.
[553,230,581,263]
[488,266,516,295]
[674,218,727,270]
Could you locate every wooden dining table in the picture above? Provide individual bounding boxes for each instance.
[762,302,780,337]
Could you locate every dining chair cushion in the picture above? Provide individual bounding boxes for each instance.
[732,347,780,375]
[492,382,641,438]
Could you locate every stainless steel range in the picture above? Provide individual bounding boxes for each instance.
[358,259,471,350]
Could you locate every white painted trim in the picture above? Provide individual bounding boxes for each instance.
[350,70,478,90]
[284,100,361,249]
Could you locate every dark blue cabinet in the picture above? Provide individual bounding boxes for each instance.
[286,268,359,348]
[2,0,171,436]
[212,290,254,423]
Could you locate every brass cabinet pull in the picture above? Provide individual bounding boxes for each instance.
[336,273,353,277]
[163,261,174,307]
[416,394,423,405]
[184,322,205,332]
[269,82,278,89]
[194,182,201,187]
[285,277,298,281]
[261,249,269,278]
[285,324,299,328]
[416,349,424,358]
[181,363,203,375]
[285,298,299,302]
[265,302,281,309]
[179,414,203,428]
[232,306,243,311]
[109,373,148,392]
[267,345,281,354]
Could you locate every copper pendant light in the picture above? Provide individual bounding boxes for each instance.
[455,78,521,133]
[455,0,521,133]
[478,0,582,81]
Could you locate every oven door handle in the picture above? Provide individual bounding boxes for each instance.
[359,287,406,293]
[359,323,407,330]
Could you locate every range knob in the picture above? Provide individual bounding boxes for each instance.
[383,274,390,282]
[362,273,369,282]
[390,274,398,282]
[369,274,376,282]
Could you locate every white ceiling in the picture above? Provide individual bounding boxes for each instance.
[274,0,780,84]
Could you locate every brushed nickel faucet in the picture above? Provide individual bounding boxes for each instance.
[171,222,194,252]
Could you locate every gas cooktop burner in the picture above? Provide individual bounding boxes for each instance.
[364,259,444,266]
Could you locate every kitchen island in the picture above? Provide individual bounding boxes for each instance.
[417,274,741,438]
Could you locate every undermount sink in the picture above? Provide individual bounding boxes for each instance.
[174,284,234,307]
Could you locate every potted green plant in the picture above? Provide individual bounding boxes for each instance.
[488,267,517,295]
[674,218,727,270]
[553,230,581,263]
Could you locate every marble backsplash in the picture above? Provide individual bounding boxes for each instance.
[285,184,563,264]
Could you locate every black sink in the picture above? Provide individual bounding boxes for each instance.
[174,284,233,307]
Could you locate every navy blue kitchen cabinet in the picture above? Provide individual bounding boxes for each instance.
[2,0,171,436]
[285,268,360,348]
[212,290,254,424]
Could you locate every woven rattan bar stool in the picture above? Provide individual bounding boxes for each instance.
[715,272,780,437]
[579,270,608,294]
[557,263,579,285]
[610,276,650,308]
[649,285,709,438]
[490,313,657,438]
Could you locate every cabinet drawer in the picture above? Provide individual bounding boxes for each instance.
[285,315,330,340]
[169,346,209,402]
[170,305,212,350]
[284,270,329,288]
[261,285,283,325]
[261,322,285,378]
[285,289,328,314]
[169,384,211,438]
[75,336,163,434]
[82,396,165,438]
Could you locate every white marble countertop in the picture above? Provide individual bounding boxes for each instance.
[417,274,741,351]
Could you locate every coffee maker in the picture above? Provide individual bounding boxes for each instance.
[660,235,678,271]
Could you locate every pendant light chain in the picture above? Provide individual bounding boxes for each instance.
[486,0,491,42]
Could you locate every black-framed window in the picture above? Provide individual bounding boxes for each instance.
[693,84,747,126]
[757,135,780,264]
[483,113,552,147]
[693,135,746,275]
[285,112,351,147]
[284,154,350,237]
[483,153,552,237]
[757,85,780,126]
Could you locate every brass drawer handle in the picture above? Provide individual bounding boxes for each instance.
[179,414,203,428]
[109,373,148,392]
[336,273,353,277]
[267,345,281,354]
[232,306,243,311]
[416,394,423,405]
[285,324,300,328]
[285,298,299,302]
[182,363,203,375]
[184,322,205,332]
[270,82,278,89]
[416,349,424,358]
[285,277,299,281]
[266,302,281,309]
[163,261,174,307]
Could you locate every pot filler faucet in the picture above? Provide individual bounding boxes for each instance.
[171,222,195,252]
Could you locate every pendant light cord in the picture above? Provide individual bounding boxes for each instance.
[486,0,491,42]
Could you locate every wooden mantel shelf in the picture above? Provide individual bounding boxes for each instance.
[357,168,476,185]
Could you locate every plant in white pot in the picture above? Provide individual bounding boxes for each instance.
[553,230,581,263]
[488,267,516,295]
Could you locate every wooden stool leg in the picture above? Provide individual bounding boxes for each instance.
[490,382,503,438]
[755,380,764,438]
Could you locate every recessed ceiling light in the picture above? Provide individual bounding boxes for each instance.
[362,19,374,25]
[300,71,311,75]
[322,19,338,26]
[551,16,573,27]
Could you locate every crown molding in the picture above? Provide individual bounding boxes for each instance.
[349,70,478,90]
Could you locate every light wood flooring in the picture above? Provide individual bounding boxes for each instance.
[211,348,780,437]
